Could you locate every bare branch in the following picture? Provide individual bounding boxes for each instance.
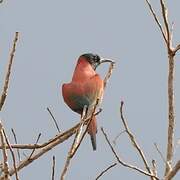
[101,127,159,180]
[95,162,117,180]
[164,160,180,180]
[3,128,19,180]
[0,32,19,111]
[0,110,102,150]
[120,101,154,179]
[145,0,167,44]
[0,121,10,180]
[47,107,60,133]
[2,111,101,177]
[103,61,115,89]
[145,0,177,177]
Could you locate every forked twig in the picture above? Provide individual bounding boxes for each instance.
[145,0,167,44]
[120,101,154,180]
[164,160,180,180]
[101,127,159,180]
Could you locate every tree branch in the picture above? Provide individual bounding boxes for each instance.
[0,110,101,178]
[165,54,175,175]
[164,160,180,180]
[0,121,10,180]
[0,32,19,111]
[120,101,155,180]
[145,0,178,177]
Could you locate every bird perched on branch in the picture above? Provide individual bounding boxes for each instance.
[62,53,104,151]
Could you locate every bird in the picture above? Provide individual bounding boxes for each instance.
[62,53,104,151]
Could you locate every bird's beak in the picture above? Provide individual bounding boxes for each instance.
[100,58,115,64]
[94,58,115,70]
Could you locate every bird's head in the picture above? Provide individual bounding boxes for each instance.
[80,53,115,70]
[80,53,101,70]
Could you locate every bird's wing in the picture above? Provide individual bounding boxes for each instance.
[62,74,103,113]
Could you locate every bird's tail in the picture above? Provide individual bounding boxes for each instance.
[88,116,97,151]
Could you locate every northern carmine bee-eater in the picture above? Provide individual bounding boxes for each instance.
[62,53,105,151]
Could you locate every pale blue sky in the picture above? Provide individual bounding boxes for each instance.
[0,0,180,179]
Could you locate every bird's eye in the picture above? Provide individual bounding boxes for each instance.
[94,55,100,63]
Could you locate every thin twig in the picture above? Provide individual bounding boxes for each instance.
[28,133,41,159]
[51,156,55,180]
[120,101,154,180]
[0,32,19,111]
[95,162,117,180]
[101,127,159,180]
[145,0,167,44]
[113,130,126,145]
[154,143,166,165]
[3,128,19,180]
[47,107,60,133]
[11,128,21,162]
[174,44,180,54]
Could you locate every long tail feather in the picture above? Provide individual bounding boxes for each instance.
[90,134,96,151]
[88,116,97,151]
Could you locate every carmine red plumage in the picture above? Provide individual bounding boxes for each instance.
[62,54,104,150]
